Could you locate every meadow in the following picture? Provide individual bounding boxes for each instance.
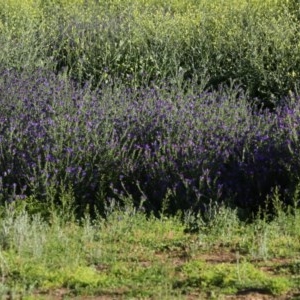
[0,0,300,298]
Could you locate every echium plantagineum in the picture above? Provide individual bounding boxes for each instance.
[0,67,299,215]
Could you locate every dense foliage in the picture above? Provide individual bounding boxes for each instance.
[0,0,300,104]
[0,68,299,216]
[0,0,300,217]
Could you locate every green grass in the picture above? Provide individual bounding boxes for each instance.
[0,193,299,299]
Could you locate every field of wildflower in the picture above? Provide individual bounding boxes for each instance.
[1,0,300,216]
[0,0,300,299]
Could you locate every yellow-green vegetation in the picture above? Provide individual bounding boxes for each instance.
[0,192,299,299]
[0,0,299,102]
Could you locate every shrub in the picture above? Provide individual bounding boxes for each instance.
[0,0,299,104]
[1,68,299,216]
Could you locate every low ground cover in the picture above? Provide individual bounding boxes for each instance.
[0,198,299,299]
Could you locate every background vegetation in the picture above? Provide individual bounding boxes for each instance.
[0,0,300,103]
[1,0,300,218]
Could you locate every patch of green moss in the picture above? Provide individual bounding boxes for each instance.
[177,260,292,295]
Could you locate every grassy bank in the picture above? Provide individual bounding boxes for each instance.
[0,195,298,299]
